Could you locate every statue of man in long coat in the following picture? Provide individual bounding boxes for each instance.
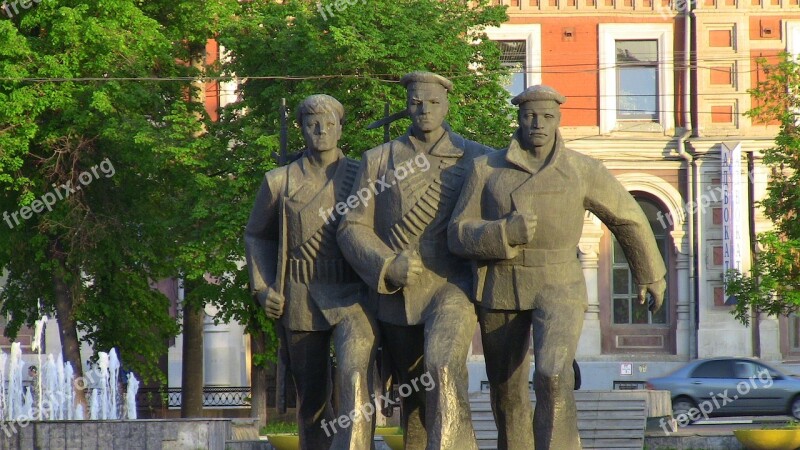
[449,85,667,450]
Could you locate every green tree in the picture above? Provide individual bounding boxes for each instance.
[0,0,237,393]
[725,53,800,324]
[218,0,514,156]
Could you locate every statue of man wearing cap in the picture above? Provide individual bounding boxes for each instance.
[245,94,378,450]
[337,71,491,449]
[448,85,666,450]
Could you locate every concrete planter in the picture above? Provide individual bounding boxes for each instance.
[733,429,800,450]
[375,427,401,436]
[265,434,299,450]
[382,434,404,450]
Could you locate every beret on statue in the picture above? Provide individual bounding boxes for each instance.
[511,85,567,106]
[400,71,454,92]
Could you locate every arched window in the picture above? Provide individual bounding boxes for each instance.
[611,198,669,325]
[600,195,676,355]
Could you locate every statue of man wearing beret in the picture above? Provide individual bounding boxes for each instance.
[338,71,492,449]
[448,85,667,450]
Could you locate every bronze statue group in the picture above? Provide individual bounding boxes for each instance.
[245,72,667,450]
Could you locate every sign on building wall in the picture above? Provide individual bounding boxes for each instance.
[721,141,743,304]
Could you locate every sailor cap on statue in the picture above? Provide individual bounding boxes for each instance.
[400,71,454,92]
[511,85,566,105]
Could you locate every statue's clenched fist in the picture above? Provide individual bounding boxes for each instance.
[385,249,423,288]
[638,278,667,314]
[506,211,537,246]
[256,287,285,319]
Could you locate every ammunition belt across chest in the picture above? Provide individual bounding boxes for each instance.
[290,158,359,261]
[387,157,465,251]
[288,257,360,284]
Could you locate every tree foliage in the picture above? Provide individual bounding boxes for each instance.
[0,0,239,382]
[218,0,514,157]
[725,53,800,324]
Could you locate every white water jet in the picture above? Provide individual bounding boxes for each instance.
[98,351,109,420]
[20,387,33,419]
[126,372,139,419]
[32,315,47,413]
[63,363,74,420]
[90,388,100,420]
[42,354,57,420]
[8,342,24,420]
[0,349,7,419]
[109,349,120,419]
[0,343,135,423]
[74,404,84,420]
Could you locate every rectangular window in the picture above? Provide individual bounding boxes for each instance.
[599,24,673,133]
[498,40,527,98]
[791,314,800,351]
[615,40,658,121]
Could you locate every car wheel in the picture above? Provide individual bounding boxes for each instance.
[672,397,698,424]
[790,396,800,420]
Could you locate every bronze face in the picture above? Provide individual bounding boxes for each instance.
[518,100,561,152]
[301,111,342,153]
[406,82,449,133]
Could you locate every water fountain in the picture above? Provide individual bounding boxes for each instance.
[0,315,227,449]
[0,315,138,421]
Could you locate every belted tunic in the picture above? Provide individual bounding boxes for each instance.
[245,149,364,331]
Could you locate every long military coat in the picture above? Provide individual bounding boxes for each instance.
[245,149,365,331]
[448,132,666,310]
[337,131,492,325]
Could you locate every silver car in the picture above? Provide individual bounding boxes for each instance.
[646,357,800,423]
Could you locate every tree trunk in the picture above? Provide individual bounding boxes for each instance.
[51,245,88,416]
[180,300,205,417]
[250,326,268,428]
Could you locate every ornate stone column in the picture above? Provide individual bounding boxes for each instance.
[577,213,604,358]
[672,229,691,359]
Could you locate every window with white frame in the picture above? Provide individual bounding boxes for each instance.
[599,24,674,134]
[788,21,800,59]
[498,40,527,97]
[616,40,659,121]
[790,314,800,351]
[788,21,800,126]
[484,24,542,97]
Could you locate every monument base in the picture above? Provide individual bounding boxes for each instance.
[0,418,231,450]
